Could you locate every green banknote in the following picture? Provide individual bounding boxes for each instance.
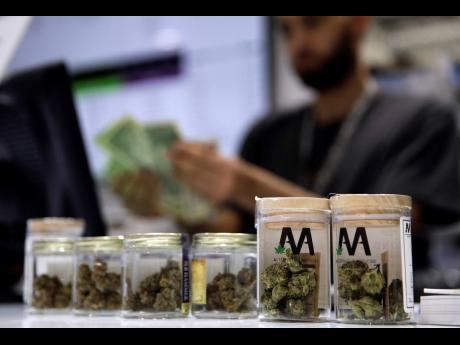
[96,117,212,224]
[96,117,155,171]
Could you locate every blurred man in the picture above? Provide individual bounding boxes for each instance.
[168,16,460,273]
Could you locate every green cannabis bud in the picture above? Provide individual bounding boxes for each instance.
[338,260,388,321]
[338,260,369,300]
[32,275,71,309]
[76,259,122,311]
[126,260,182,312]
[361,266,386,295]
[260,249,317,319]
[260,261,289,290]
[206,267,256,313]
[348,296,384,320]
[286,298,308,318]
[388,279,408,321]
[271,284,288,304]
[287,270,316,298]
[285,249,304,273]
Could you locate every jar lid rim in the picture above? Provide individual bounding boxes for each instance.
[330,194,412,210]
[76,236,124,251]
[125,233,184,248]
[33,239,75,253]
[256,197,330,211]
[192,233,256,247]
[27,218,85,233]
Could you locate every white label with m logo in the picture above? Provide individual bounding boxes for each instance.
[400,217,414,310]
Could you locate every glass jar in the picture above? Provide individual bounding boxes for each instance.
[24,218,84,305]
[122,233,189,319]
[73,236,124,316]
[256,197,331,321]
[26,239,75,313]
[330,194,414,324]
[190,233,257,319]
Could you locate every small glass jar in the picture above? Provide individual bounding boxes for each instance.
[26,239,75,313]
[256,197,331,321]
[330,194,414,324]
[122,233,189,319]
[191,233,257,319]
[73,236,124,316]
[24,218,84,305]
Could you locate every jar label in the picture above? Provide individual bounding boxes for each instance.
[182,241,190,314]
[191,258,207,305]
[400,216,414,311]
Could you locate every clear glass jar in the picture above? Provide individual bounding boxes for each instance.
[26,239,75,313]
[73,236,124,316]
[330,194,414,324]
[24,218,84,304]
[256,197,331,321]
[122,233,189,319]
[191,233,257,319]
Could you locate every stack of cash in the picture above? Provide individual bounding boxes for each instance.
[96,117,213,224]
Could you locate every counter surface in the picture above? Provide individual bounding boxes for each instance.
[0,304,448,328]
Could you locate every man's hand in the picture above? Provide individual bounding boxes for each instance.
[168,141,315,213]
[168,142,237,204]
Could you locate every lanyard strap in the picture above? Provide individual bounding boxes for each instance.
[297,81,380,194]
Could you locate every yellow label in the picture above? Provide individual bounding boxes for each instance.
[181,302,190,315]
[191,258,206,305]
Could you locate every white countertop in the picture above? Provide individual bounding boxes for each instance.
[0,304,451,328]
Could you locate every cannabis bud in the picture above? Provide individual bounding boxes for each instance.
[348,296,384,320]
[338,260,369,300]
[260,261,289,290]
[206,267,256,313]
[76,259,122,311]
[260,249,317,319]
[126,260,182,312]
[388,279,408,321]
[338,260,386,321]
[32,275,71,309]
[361,266,386,295]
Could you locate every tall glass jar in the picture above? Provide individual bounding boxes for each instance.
[24,218,84,305]
[256,197,331,321]
[26,239,74,313]
[122,233,189,319]
[191,233,257,319]
[330,194,414,324]
[74,236,124,316]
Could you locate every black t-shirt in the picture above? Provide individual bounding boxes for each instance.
[238,91,460,232]
[300,120,343,190]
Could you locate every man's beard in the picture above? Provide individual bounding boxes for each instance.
[296,30,357,92]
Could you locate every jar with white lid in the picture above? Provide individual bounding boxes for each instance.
[73,236,124,315]
[122,233,189,319]
[191,233,257,319]
[24,218,84,305]
[256,197,331,321]
[330,194,414,324]
[27,239,74,313]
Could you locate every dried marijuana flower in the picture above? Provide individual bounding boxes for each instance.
[260,249,316,318]
[338,260,386,320]
[32,275,71,309]
[388,279,408,321]
[126,260,182,312]
[206,267,256,313]
[76,259,122,311]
